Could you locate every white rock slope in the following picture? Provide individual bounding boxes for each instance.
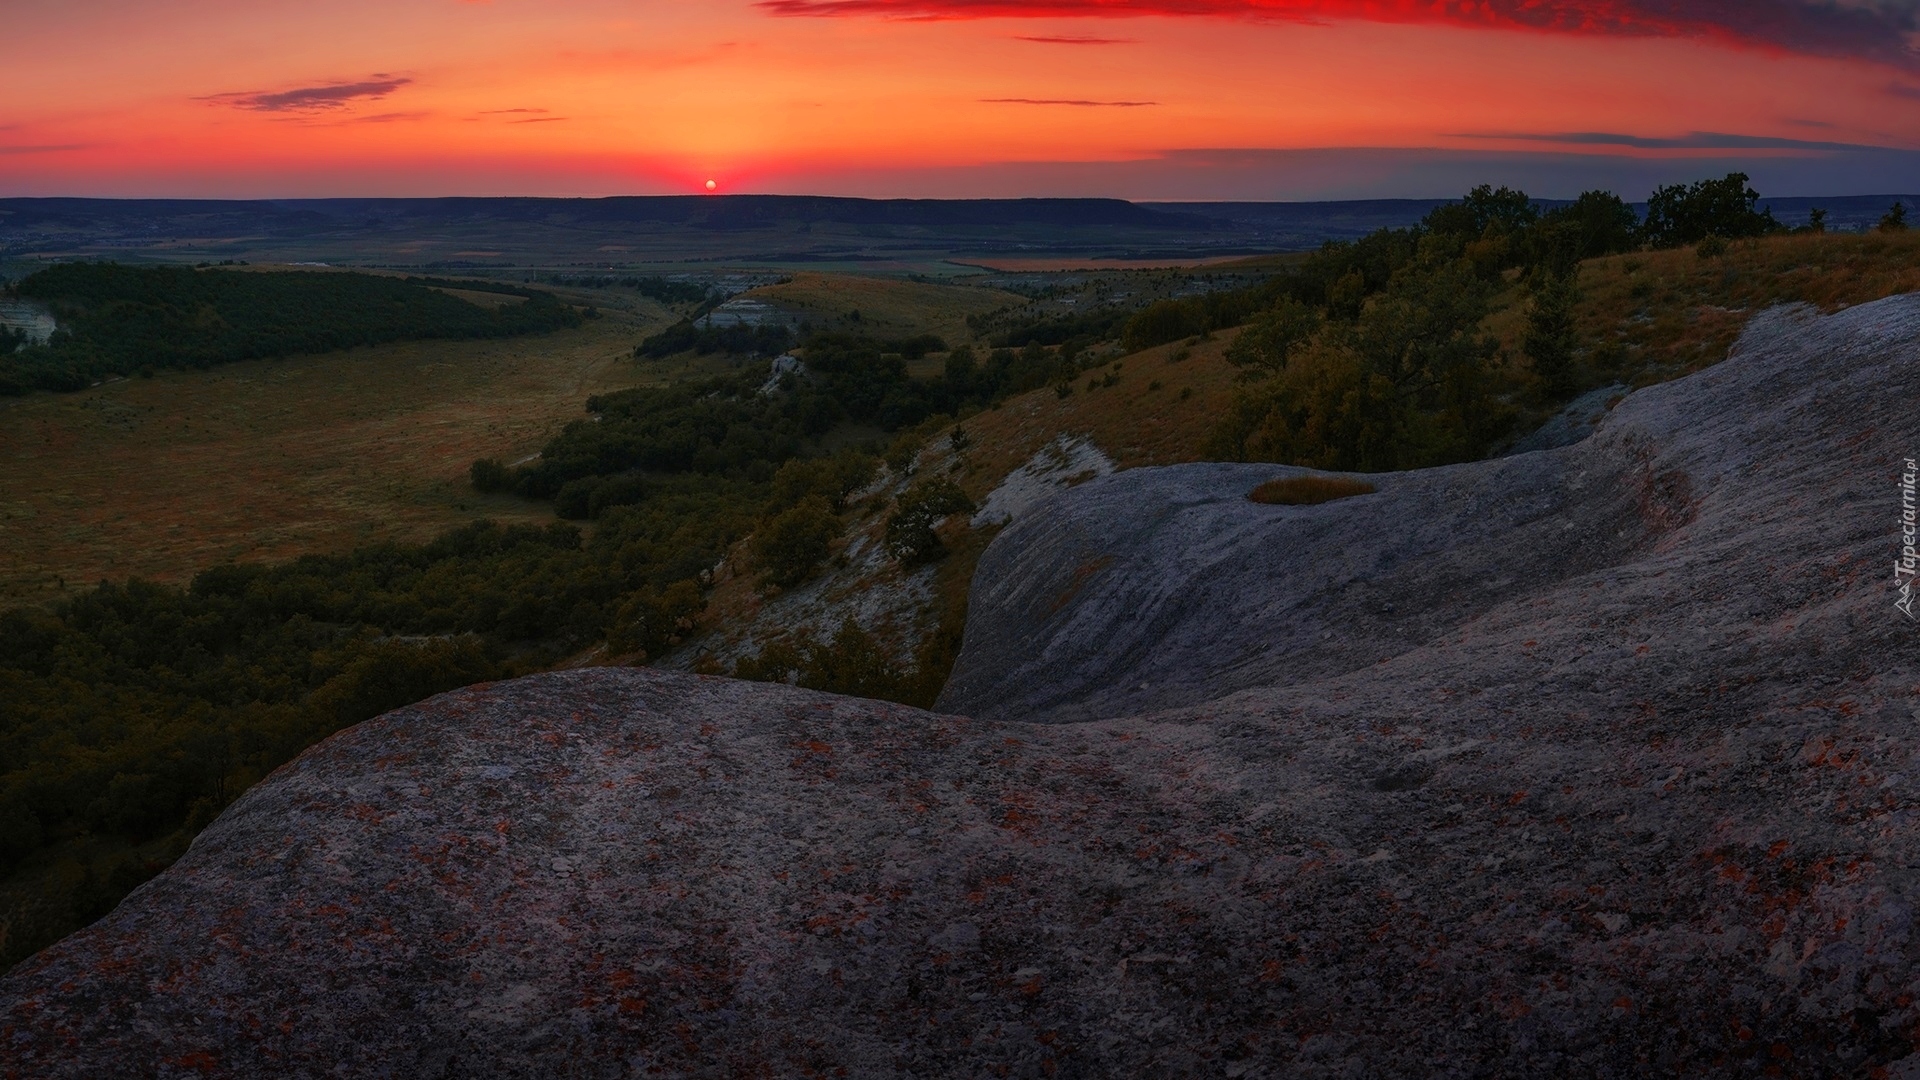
[3,298,1920,1078]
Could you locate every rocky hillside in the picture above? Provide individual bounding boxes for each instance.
[3,296,1919,1077]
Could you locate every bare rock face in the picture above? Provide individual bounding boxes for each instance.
[4,297,1920,1078]
[939,300,1914,725]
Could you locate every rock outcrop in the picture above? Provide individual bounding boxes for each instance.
[4,297,1920,1077]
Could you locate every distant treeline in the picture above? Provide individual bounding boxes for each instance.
[635,320,797,359]
[0,264,582,394]
[536,273,712,305]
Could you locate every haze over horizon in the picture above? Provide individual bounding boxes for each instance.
[4,0,1918,201]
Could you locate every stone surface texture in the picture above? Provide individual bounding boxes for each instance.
[5,297,1920,1078]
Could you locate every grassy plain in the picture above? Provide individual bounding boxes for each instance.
[743,272,1021,343]
[0,309,674,608]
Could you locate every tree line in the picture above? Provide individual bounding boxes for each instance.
[1202,174,1834,473]
[0,264,583,394]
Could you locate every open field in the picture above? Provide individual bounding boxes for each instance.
[743,272,1021,343]
[0,311,673,608]
[951,254,1270,272]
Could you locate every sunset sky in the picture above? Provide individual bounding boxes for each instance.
[4,0,1918,200]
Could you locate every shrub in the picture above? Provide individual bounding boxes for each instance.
[733,618,910,701]
[587,474,648,518]
[308,635,503,726]
[606,579,705,658]
[884,478,975,564]
[1880,202,1909,234]
[752,496,840,588]
[1248,475,1378,505]
[884,431,925,477]
[553,476,602,520]
[469,457,513,493]
[1122,301,1199,353]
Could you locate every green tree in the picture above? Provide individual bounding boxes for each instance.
[884,478,975,564]
[1121,300,1202,353]
[1523,272,1581,400]
[470,458,513,493]
[1880,202,1909,233]
[1210,257,1511,471]
[1531,191,1640,274]
[1225,297,1321,376]
[1641,173,1781,248]
[1422,184,1539,239]
[752,496,841,588]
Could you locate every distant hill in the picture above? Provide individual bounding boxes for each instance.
[0,195,1210,232]
[2,193,1905,270]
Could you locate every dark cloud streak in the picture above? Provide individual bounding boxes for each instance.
[201,77,412,113]
[755,0,1920,66]
[982,97,1158,105]
[1455,130,1895,152]
[1012,34,1136,43]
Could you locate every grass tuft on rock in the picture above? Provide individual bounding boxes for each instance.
[1248,475,1377,506]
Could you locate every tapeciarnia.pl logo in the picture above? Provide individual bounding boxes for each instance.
[1899,457,1918,620]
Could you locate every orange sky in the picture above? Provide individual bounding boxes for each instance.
[2,0,1917,198]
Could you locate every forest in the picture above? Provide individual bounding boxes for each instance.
[0,264,582,394]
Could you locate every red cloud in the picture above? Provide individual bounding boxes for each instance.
[755,0,1920,65]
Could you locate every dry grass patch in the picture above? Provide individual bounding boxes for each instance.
[746,272,1020,342]
[1572,231,1920,383]
[1248,475,1378,505]
[0,315,669,608]
[949,330,1248,494]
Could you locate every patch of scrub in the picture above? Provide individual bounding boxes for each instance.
[666,523,942,677]
[971,435,1115,528]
